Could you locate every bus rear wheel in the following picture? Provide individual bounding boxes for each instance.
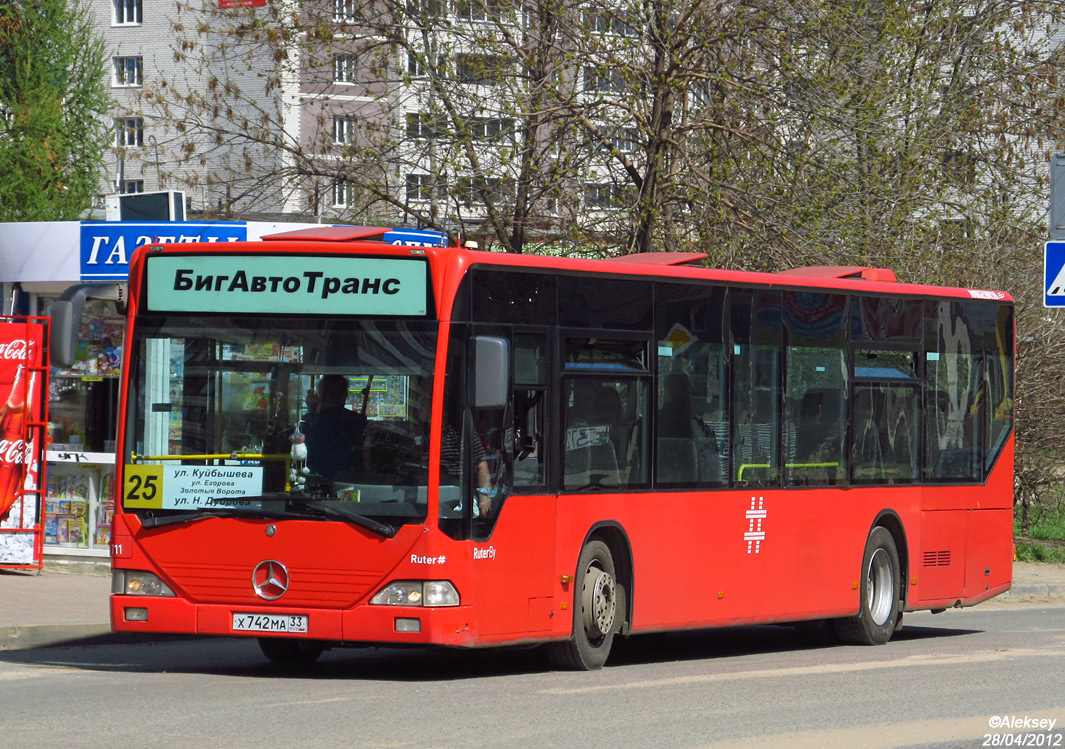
[258,637,324,664]
[835,526,901,645]
[546,540,617,670]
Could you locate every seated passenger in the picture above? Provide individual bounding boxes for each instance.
[303,375,366,481]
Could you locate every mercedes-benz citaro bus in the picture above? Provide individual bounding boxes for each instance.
[49,226,1014,669]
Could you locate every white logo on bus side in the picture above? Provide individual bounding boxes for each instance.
[745,496,767,554]
[473,546,496,561]
[411,554,447,565]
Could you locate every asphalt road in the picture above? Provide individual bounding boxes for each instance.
[1,603,1063,748]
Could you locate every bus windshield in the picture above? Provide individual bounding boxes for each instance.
[125,315,437,530]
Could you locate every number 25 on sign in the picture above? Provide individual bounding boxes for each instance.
[124,465,164,509]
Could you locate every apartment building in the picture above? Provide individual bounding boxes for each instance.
[86,0,610,233]
[91,0,302,217]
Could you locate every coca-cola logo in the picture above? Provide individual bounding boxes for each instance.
[0,438,28,464]
[0,340,34,360]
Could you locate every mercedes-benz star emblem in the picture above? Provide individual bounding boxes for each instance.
[252,560,290,600]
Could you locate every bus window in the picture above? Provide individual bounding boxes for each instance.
[730,289,782,486]
[852,350,919,483]
[925,302,985,481]
[852,296,924,341]
[513,333,547,488]
[655,283,728,487]
[784,349,846,485]
[783,291,847,486]
[565,378,648,490]
[985,306,1014,472]
[563,337,650,490]
[732,345,781,485]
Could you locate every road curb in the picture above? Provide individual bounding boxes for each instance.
[0,624,115,651]
[0,625,195,652]
[1002,584,1065,599]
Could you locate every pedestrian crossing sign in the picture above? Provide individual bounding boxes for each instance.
[1046,242,1065,307]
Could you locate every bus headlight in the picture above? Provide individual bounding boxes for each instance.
[112,570,176,597]
[370,581,459,607]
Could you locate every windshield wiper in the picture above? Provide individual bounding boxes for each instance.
[140,506,307,529]
[297,500,397,538]
[139,499,397,538]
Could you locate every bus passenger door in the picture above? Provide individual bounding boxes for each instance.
[449,333,557,639]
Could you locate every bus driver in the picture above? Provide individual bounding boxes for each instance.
[303,374,367,481]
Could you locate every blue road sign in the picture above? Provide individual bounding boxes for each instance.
[1046,242,1065,307]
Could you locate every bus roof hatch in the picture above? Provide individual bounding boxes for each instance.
[777,266,897,283]
[603,252,709,266]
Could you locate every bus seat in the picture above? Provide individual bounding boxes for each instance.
[565,440,620,489]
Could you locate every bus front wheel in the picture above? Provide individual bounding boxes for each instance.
[546,540,617,670]
[835,526,901,645]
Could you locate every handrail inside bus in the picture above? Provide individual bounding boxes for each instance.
[737,462,841,481]
[131,452,290,463]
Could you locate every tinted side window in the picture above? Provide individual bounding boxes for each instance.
[731,289,782,486]
[783,292,848,486]
[655,283,728,487]
[563,337,650,490]
[851,295,923,341]
[924,301,1013,481]
[558,275,653,330]
[852,350,919,484]
[471,270,557,325]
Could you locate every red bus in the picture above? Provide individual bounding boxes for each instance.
[52,226,1015,669]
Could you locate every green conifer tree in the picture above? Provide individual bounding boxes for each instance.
[0,0,111,221]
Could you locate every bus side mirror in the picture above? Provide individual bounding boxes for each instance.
[470,336,509,410]
[49,284,126,369]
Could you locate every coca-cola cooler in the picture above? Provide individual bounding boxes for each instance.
[0,317,49,569]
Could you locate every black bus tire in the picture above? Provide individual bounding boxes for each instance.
[835,526,901,645]
[546,540,617,670]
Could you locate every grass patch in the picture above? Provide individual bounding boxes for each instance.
[1015,502,1065,539]
[1015,502,1065,563]
[1015,542,1065,564]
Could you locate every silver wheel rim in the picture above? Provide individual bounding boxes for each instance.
[866,547,894,626]
[581,565,616,640]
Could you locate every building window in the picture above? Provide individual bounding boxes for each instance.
[456,54,508,86]
[469,116,514,140]
[121,180,144,194]
[406,0,443,17]
[334,0,357,21]
[112,56,143,87]
[405,112,444,140]
[595,126,639,153]
[582,8,638,37]
[584,182,632,209]
[407,52,445,79]
[332,179,354,207]
[406,173,442,203]
[115,117,144,148]
[456,0,507,21]
[113,0,141,25]
[584,66,627,93]
[456,176,514,206]
[333,54,357,84]
[333,116,355,145]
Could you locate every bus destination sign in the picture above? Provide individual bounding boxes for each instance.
[146,255,428,315]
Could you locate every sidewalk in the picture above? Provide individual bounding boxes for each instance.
[0,568,114,650]
[1,562,1064,652]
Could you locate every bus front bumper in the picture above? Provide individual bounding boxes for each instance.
[111,595,479,648]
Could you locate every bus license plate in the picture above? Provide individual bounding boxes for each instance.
[232,613,308,633]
